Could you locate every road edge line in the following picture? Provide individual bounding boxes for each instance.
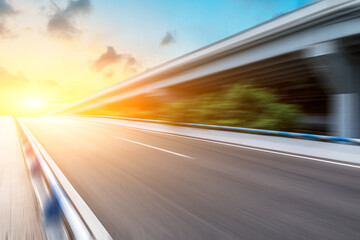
[19,118,113,240]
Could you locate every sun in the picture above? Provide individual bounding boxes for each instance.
[25,99,43,109]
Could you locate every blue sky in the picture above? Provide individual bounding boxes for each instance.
[89,0,316,67]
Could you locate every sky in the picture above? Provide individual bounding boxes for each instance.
[0,0,316,116]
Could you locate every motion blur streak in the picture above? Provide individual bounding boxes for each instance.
[0,117,44,239]
[23,117,360,240]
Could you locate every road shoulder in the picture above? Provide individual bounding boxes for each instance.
[0,117,44,239]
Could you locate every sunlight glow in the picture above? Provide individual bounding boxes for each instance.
[25,99,43,109]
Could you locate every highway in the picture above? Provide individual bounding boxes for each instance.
[23,117,360,240]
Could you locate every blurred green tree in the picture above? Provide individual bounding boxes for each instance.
[153,83,302,131]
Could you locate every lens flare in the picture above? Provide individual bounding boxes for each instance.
[25,99,43,109]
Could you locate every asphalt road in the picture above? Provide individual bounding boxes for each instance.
[24,117,360,240]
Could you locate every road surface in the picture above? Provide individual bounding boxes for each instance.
[24,117,360,240]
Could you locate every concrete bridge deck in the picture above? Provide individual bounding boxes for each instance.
[0,117,44,239]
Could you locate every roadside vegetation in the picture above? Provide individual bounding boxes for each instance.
[86,83,303,131]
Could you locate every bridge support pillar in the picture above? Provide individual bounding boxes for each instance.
[331,93,360,138]
[304,41,360,138]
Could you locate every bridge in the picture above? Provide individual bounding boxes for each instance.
[52,0,360,138]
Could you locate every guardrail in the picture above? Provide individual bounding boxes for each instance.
[14,117,92,239]
[83,115,360,145]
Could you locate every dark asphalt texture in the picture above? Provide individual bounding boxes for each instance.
[24,117,360,240]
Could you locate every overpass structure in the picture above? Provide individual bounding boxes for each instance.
[52,0,360,138]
